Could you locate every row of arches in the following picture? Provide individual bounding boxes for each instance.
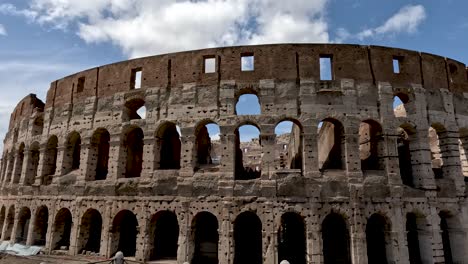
[0,204,462,263]
[2,117,468,186]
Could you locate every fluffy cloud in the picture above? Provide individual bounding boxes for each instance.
[8,0,330,58]
[0,24,6,36]
[356,5,426,40]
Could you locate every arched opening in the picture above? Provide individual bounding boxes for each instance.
[429,124,447,179]
[360,120,384,170]
[1,151,8,183]
[43,136,58,184]
[406,213,432,264]
[275,121,303,170]
[366,214,392,264]
[124,98,146,120]
[235,124,261,180]
[32,206,48,246]
[31,116,44,136]
[0,206,5,239]
[3,205,15,240]
[318,119,345,170]
[439,212,453,264]
[51,208,72,250]
[64,132,81,174]
[27,142,40,185]
[149,211,179,261]
[111,210,138,257]
[194,122,221,170]
[91,129,110,180]
[13,143,25,183]
[397,126,415,187]
[406,213,422,264]
[234,211,262,264]
[77,209,102,254]
[393,94,408,118]
[156,123,181,170]
[438,212,464,263]
[124,127,144,178]
[5,150,15,183]
[235,93,261,115]
[322,213,350,264]
[278,212,306,264]
[15,207,31,244]
[192,212,219,264]
[459,129,468,179]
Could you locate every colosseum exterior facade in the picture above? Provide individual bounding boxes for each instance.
[1,44,468,264]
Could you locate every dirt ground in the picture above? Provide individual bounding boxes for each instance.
[0,253,108,264]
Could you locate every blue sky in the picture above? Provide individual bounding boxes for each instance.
[0,0,467,149]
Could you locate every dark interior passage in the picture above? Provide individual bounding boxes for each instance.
[278,212,306,264]
[93,129,110,180]
[397,127,414,186]
[33,206,49,246]
[125,127,144,178]
[151,211,179,261]
[366,214,389,264]
[79,209,102,253]
[159,123,181,169]
[406,213,422,264]
[114,210,138,257]
[192,212,219,264]
[439,213,453,264]
[15,207,31,243]
[52,208,72,250]
[234,211,262,264]
[322,213,351,264]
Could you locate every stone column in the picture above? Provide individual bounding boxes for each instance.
[68,202,80,256]
[26,209,37,246]
[260,133,276,197]
[302,125,320,178]
[411,128,437,189]
[3,153,14,186]
[108,134,123,181]
[218,129,235,196]
[439,129,465,194]
[389,203,410,264]
[306,205,322,264]
[34,145,47,185]
[177,201,191,263]
[135,213,147,261]
[10,151,23,185]
[349,203,367,264]
[218,201,232,264]
[53,145,66,178]
[45,205,57,253]
[262,202,276,264]
[9,206,20,243]
[77,137,93,183]
[344,130,363,183]
[101,200,114,257]
[19,146,32,185]
[141,137,156,181]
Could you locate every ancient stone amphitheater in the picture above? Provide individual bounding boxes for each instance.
[1,44,468,264]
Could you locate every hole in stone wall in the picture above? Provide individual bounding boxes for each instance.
[64,132,81,174]
[393,57,401,74]
[52,208,72,250]
[32,117,44,136]
[318,119,344,170]
[77,77,85,93]
[43,136,58,185]
[275,121,303,170]
[15,207,31,244]
[235,94,261,115]
[192,212,219,264]
[359,120,384,170]
[393,95,407,117]
[397,126,414,187]
[112,210,138,257]
[320,55,333,81]
[195,122,221,170]
[157,123,181,170]
[234,212,262,264]
[366,214,390,264]
[322,213,351,264]
[125,127,144,178]
[278,212,306,264]
[204,56,216,73]
[92,129,110,181]
[32,206,48,246]
[429,125,446,179]
[149,211,179,261]
[78,209,102,254]
[241,53,254,71]
[131,68,142,89]
[124,99,146,120]
[235,124,261,180]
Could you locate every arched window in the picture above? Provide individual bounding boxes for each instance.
[366,214,392,263]
[235,124,261,180]
[124,99,146,120]
[322,213,351,264]
[195,122,221,170]
[278,212,306,264]
[318,119,345,170]
[15,207,31,244]
[43,136,58,185]
[32,206,49,246]
[275,121,303,170]
[51,208,72,250]
[3,205,15,241]
[31,116,44,136]
[235,93,261,115]
[397,125,416,187]
[393,94,408,117]
[234,212,262,264]
[124,127,144,178]
[192,212,219,264]
[26,142,40,186]
[12,143,25,184]
[77,209,102,254]
[110,210,138,257]
[148,211,179,261]
[429,124,447,179]
[91,129,110,181]
[156,123,181,170]
[359,120,384,170]
[64,132,81,174]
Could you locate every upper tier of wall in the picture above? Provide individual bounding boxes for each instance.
[7,44,468,129]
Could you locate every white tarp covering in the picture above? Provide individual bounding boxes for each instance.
[0,241,42,256]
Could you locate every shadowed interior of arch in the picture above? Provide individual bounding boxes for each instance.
[275,121,302,170]
[235,124,261,180]
[195,123,221,171]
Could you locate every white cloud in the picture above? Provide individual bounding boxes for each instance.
[0,24,6,36]
[356,5,426,40]
[7,0,330,58]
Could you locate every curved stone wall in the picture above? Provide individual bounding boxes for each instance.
[1,44,468,263]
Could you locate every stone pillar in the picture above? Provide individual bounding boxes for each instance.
[45,206,57,253]
[263,202,276,264]
[411,128,437,189]
[260,133,276,197]
[219,201,232,264]
[19,146,32,185]
[349,203,367,264]
[3,153,14,186]
[344,130,363,183]
[9,206,20,243]
[52,145,66,181]
[101,200,114,257]
[77,137,93,183]
[390,203,410,264]
[440,129,465,194]
[135,214,147,261]
[108,134,123,181]
[68,203,80,256]
[302,125,320,178]
[10,151,23,185]
[177,201,191,263]
[218,130,235,196]
[25,209,37,246]
[307,211,323,264]
[34,146,47,185]
[179,133,195,177]
[141,137,156,181]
